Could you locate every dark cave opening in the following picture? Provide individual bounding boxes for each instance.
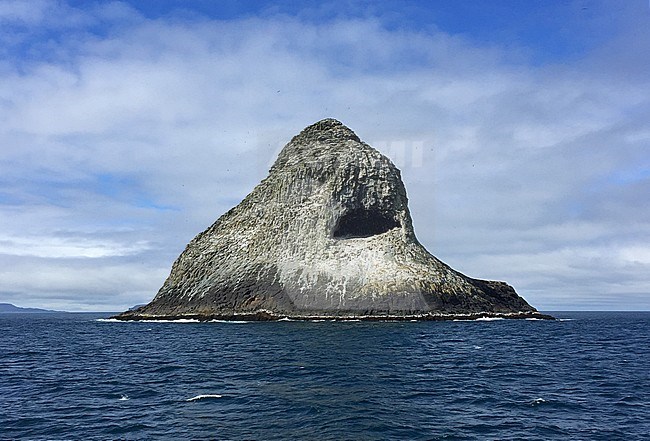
[333,208,400,239]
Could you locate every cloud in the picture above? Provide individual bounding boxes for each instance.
[0,255,167,311]
[0,1,648,310]
[0,234,150,258]
[0,0,69,25]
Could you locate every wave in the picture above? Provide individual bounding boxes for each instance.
[530,397,547,406]
[98,318,255,324]
[96,318,201,323]
[209,320,251,323]
[453,317,505,322]
[143,319,201,323]
[186,394,222,402]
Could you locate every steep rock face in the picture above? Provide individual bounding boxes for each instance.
[118,119,547,320]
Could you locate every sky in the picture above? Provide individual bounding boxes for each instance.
[0,0,648,312]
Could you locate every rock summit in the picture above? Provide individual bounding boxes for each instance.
[116,119,550,321]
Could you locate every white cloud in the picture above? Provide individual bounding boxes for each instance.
[0,255,167,311]
[0,234,150,258]
[0,0,90,29]
[0,0,50,24]
[619,246,650,265]
[0,1,648,311]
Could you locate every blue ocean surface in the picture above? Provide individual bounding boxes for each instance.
[1,312,648,440]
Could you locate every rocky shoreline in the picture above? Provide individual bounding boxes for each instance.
[113,310,555,322]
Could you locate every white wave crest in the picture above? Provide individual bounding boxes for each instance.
[186,394,223,402]
[209,320,251,323]
[96,318,201,323]
[149,319,201,323]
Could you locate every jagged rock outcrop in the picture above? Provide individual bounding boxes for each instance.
[116,119,550,321]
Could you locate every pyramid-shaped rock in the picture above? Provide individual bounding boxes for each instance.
[117,119,549,321]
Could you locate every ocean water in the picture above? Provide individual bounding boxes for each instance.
[1,312,648,440]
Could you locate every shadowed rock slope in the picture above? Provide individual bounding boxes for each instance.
[116,119,550,321]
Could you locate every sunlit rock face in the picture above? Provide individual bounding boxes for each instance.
[117,119,547,320]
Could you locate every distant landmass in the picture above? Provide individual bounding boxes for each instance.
[0,303,59,313]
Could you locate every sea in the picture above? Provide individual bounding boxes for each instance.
[1,312,648,440]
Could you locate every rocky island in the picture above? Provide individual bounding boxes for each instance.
[116,119,551,321]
